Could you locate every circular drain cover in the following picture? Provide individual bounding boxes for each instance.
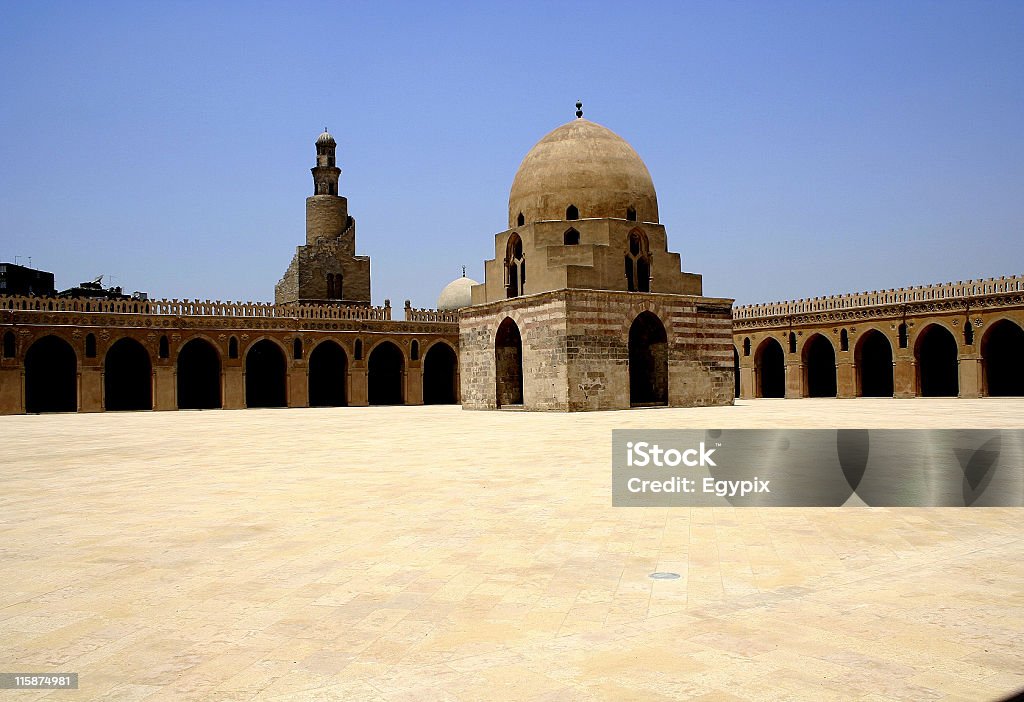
[649,572,681,580]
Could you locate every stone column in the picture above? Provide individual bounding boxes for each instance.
[958,354,982,399]
[288,365,307,408]
[350,362,368,406]
[836,361,856,398]
[80,366,103,412]
[153,366,176,410]
[223,366,244,409]
[406,361,423,406]
[0,367,23,414]
[893,355,915,398]
[785,360,803,398]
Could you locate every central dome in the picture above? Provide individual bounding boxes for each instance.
[508,118,659,228]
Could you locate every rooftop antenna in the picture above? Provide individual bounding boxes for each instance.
[575,101,583,119]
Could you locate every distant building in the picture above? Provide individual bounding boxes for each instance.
[0,263,55,297]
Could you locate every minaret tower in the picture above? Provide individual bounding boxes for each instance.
[275,129,371,306]
[306,129,349,245]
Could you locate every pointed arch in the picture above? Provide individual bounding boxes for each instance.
[178,337,222,409]
[916,324,958,397]
[495,317,524,407]
[423,341,458,404]
[308,339,348,407]
[628,311,668,406]
[368,340,405,405]
[802,334,837,397]
[755,338,785,398]
[245,339,287,408]
[104,337,152,410]
[981,319,1024,396]
[855,329,893,397]
[25,335,77,413]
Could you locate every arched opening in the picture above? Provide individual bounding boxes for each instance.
[803,334,837,397]
[743,337,751,356]
[755,338,785,398]
[517,212,525,226]
[840,329,849,352]
[563,228,580,245]
[566,204,579,220]
[982,319,1024,396]
[3,331,14,358]
[159,335,169,359]
[626,206,637,222]
[368,341,405,405]
[354,338,363,360]
[898,323,908,349]
[308,340,348,407]
[293,338,303,360]
[628,311,668,406]
[788,332,797,354]
[245,339,287,408]
[917,325,959,397]
[963,321,974,346]
[855,330,893,397]
[733,346,741,398]
[104,337,152,411]
[411,340,419,361]
[25,335,77,413]
[85,333,97,358]
[505,233,525,298]
[495,318,524,407]
[423,342,458,404]
[625,231,651,292]
[177,338,222,409]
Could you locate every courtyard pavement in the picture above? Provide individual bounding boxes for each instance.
[1,399,1022,701]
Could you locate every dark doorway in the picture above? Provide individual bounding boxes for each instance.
[856,330,893,397]
[24,335,77,413]
[917,325,959,397]
[245,339,287,407]
[733,347,741,398]
[756,338,785,398]
[423,342,458,404]
[309,341,348,406]
[628,311,668,406]
[105,337,152,410]
[803,334,837,397]
[495,318,524,407]
[982,320,1024,396]
[178,338,221,409]
[368,341,404,405]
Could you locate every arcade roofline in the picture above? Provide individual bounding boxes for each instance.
[734,275,1024,320]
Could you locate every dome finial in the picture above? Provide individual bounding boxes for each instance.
[462,265,466,277]
[575,101,583,119]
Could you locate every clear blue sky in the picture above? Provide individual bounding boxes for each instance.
[1,1,1022,307]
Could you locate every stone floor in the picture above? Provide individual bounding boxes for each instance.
[1,399,1023,701]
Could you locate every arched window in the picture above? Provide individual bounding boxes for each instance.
[159,335,170,359]
[85,333,97,358]
[563,228,580,245]
[293,338,303,360]
[229,336,239,359]
[963,321,974,346]
[624,231,651,292]
[898,323,908,349]
[326,274,334,299]
[566,204,579,220]
[840,329,849,352]
[788,332,797,354]
[505,233,525,298]
[354,338,363,361]
[2,331,14,358]
[626,206,637,222]
[411,340,419,361]
[743,337,751,357]
[516,212,525,226]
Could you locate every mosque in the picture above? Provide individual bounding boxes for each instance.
[1,107,1022,414]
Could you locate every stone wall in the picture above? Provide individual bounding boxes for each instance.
[460,289,734,411]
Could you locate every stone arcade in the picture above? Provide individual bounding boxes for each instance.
[1,110,1023,415]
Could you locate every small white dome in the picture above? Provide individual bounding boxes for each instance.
[437,275,479,311]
